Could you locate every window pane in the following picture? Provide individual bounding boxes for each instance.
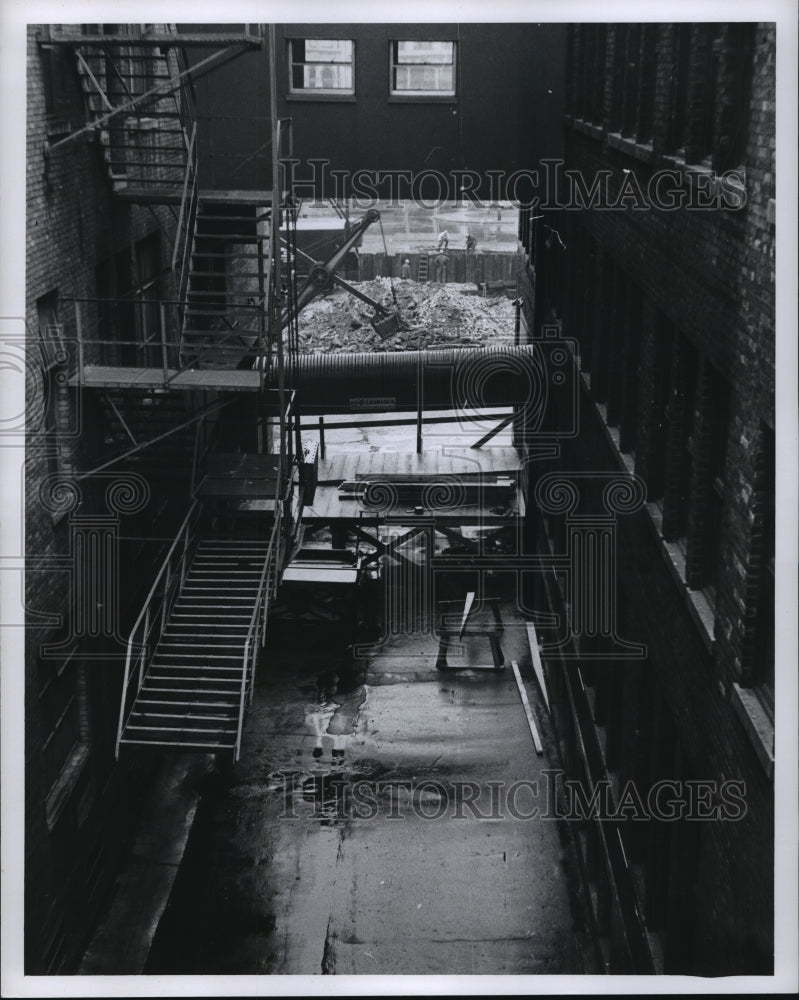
[37,291,62,370]
[290,39,354,93]
[392,41,455,94]
[396,41,453,65]
[304,39,352,63]
[303,64,352,90]
[395,64,454,91]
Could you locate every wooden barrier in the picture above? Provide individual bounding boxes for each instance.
[357,250,517,285]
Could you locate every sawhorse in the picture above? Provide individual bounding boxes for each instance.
[435,592,505,671]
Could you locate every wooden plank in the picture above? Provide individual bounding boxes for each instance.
[459,592,476,640]
[409,450,427,476]
[445,450,474,475]
[525,623,551,713]
[511,660,544,755]
[317,454,343,484]
[340,453,361,483]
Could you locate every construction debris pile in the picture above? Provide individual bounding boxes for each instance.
[294,277,517,354]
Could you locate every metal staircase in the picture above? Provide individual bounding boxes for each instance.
[54,25,300,761]
[179,195,274,369]
[116,501,285,759]
[71,29,191,203]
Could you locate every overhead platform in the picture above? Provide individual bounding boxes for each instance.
[317,446,520,483]
[198,453,281,501]
[307,446,524,528]
[70,365,263,391]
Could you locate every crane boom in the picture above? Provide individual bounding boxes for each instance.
[281,208,380,329]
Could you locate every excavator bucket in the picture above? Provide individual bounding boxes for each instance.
[371,311,402,340]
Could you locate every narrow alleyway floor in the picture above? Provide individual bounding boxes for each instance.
[144,590,596,976]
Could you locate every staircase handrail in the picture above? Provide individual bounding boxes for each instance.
[115,499,202,757]
[172,121,199,297]
[235,499,284,760]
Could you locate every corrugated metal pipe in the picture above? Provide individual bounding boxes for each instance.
[269,345,549,416]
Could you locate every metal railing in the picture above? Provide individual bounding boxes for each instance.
[190,413,217,498]
[72,296,183,377]
[235,498,286,760]
[115,499,202,757]
[173,120,199,311]
[70,296,268,383]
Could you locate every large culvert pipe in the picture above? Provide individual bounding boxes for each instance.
[269,345,567,420]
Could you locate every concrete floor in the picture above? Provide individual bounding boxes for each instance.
[143,589,595,976]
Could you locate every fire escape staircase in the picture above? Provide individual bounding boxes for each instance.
[179,195,274,370]
[116,499,286,759]
[72,35,191,203]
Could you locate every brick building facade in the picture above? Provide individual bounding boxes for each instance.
[24,24,205,972]
[517,23,775,974]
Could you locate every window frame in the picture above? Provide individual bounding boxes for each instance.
[388,39,458,103]
[38,26,78,138]
[286,38,356,102]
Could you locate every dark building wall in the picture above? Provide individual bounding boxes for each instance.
[25,25,187,973]
[520,22,775,974]
[184,22,565,198]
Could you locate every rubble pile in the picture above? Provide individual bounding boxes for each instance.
[294,277,516,353]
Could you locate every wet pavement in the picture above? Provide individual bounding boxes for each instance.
[144,584,596,976]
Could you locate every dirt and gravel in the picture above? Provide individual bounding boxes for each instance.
[294,277,517,354]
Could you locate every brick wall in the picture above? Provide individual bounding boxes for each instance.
[25,25,186,973]
[524,23,775,974]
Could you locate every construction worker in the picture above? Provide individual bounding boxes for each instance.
[466,233,476,252]
[400,258,412,279]
[434,250,449,283]
[437,229,449,250]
